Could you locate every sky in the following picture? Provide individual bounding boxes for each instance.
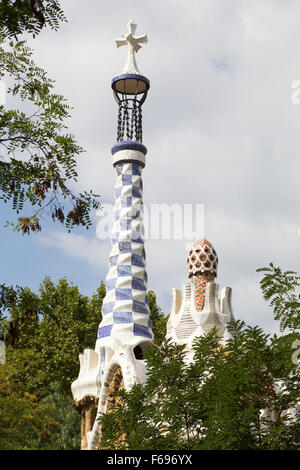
[1,0,300,335]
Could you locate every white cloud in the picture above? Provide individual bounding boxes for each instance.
[39,231,110,273]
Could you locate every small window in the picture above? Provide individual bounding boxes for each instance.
[134,345,144,360]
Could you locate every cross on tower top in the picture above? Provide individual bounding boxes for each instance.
[116,19,148,74]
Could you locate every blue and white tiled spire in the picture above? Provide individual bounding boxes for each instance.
[95,19,153,351]
[96,158,153,349]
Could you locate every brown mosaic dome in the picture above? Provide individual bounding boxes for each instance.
[187,239,218,279]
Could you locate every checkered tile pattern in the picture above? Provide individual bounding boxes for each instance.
[98,161,153,343]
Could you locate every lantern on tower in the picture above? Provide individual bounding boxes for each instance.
[112,20,150,148]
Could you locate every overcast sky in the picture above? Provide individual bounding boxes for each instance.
[2,0,300,335]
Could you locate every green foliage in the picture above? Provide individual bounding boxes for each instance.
[0,0,66,38]
[0,364,81,450]
[1,278,106,396]
[0,277,107,449]
[0,362,60,450]
[0,279,168,449]
[0,283,23,329]
[0,38,100,233]
[1,264,299,450]
[40,382,81,450]
[0,2,100,234]
[148,290,168,345]
[99,323,300,450]
[257,263,300,332]
[269,333,299,377]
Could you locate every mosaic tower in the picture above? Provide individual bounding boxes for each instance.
[166,238,235,360]
[71,20,153,450]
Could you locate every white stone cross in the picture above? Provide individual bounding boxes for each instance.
[116,19,148,75]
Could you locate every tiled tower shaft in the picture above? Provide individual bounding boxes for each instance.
[96,157,153,349]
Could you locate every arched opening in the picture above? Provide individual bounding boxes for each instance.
[133,344,144,360]
[98,366,126,449]
[107,367,125,411]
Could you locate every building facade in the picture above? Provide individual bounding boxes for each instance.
[71,21,235,450]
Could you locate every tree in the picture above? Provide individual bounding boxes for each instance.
[202,323,299,450]
[0,362,60,450]
[257,263,300,376]
[40,381,81,450]
[0,2,100,234]
[98,264,300,450]
[0,277,106,449]
[1,278,106,397]
[148,290,168,345]
[257,263,300,332]
[0,1,66,38]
